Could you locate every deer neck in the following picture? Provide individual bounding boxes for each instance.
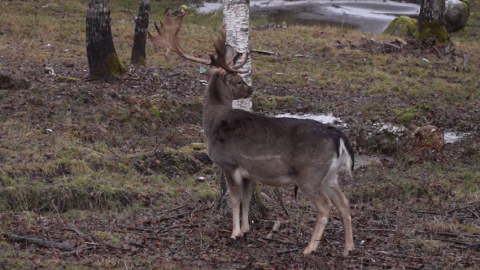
[202,71,234,137]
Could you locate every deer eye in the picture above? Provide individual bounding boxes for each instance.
[238,81,243,85]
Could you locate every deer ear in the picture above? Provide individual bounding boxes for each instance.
[223,72,234,84]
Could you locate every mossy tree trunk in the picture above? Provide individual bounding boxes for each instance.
[217,0,267,222]
[416,0,448,43]
[130,0,151,66]
[86,0,127,83]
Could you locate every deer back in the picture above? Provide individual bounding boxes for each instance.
[205,110,353,186]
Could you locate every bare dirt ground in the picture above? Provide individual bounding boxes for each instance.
[3,194,480,269]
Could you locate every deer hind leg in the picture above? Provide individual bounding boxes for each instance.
[323,174,354,256]
[225,171,242,239]
[302,187,333,255]
[240,178,253,234]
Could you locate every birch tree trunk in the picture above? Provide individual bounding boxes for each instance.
[223,0,252,112]
[86,0,127,82]
[217,0,267,220]
[131,0,151,66]
[416,0,448,42]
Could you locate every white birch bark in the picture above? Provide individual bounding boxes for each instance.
[223,0,252,112]
[218,0,251,215]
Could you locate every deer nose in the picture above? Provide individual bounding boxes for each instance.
[247,87,253,97]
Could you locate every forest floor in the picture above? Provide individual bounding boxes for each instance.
[0,0,479,269]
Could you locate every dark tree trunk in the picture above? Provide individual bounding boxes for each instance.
[217,171,233,217]
[416,0,448,43]
[130,0,151,66]
[86,0,127,83]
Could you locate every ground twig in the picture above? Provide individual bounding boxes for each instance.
[277,248,300,255]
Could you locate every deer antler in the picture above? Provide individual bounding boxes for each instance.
[148,9,248,74]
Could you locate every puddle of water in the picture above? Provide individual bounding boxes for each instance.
[196,2,222,14]
[263,8,357,30]
[444,132,470,144]
[275,113,342,124]
[195,0,420,34]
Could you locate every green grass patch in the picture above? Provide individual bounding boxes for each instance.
[252,92,296,112]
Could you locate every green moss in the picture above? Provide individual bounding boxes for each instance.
[190,143,206,151]
[460,0,470,15]
[58,76,80,83]
[416,21,448,43]
[91,51,127,79]
[107,52,127,75]
[67,76,80,82]
[383,16,417,37]
[58,76,79,82]
[151,106,160,118]
[140,56,146,67]
[394,107,417,124]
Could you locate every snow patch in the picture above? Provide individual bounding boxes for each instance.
[275,113,342,124]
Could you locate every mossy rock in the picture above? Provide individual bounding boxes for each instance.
[445,0,470,32]
[383,16,417,37]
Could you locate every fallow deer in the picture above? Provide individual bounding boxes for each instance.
[148,9,355,256]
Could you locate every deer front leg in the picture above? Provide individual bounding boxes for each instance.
[240,178,253,234]
[225,171,242,239]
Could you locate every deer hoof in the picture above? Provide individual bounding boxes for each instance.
[231,230,243,239]
[343,246,354,257]
[302,247,314,256]
[226,237,237,246]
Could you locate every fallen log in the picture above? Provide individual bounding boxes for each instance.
[8,233,75,251]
